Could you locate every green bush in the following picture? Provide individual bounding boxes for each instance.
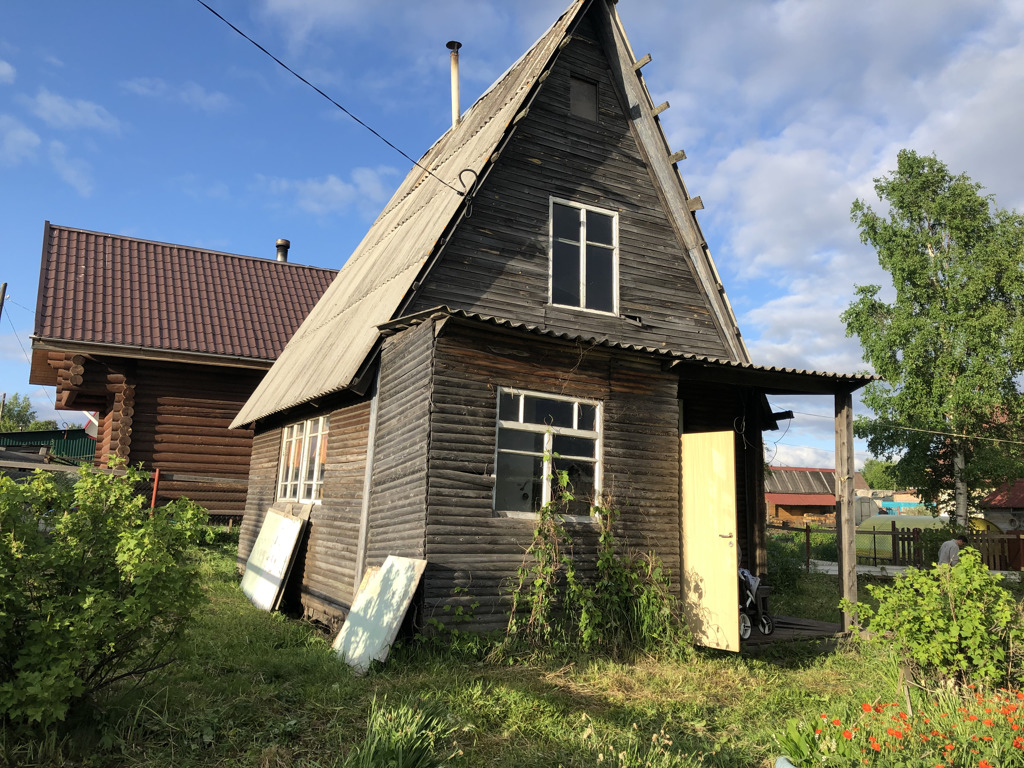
[0,466,210,726]
[843,549,1024,686]
[766,534,805,591]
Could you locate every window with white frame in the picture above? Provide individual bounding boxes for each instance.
[493,388,601,517]
[549,199,617,313]
[277,415,329,502]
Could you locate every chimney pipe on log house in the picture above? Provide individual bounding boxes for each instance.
[447,41,462,128]
[275,238,290,262]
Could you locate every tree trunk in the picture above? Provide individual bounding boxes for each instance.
[954,445,968,528]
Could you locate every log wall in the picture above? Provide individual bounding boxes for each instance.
[409,13,731,359]
[237,429,281,569]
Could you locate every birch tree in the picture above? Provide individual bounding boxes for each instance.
[843,150,1024,526]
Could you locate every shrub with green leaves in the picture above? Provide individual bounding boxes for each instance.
[843,549,1024,686]
[0,466,210,726]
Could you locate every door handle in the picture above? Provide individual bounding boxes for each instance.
[719,533,733,538]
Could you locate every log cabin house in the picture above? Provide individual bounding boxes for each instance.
[233,0,875,650]
[30,223,336,519]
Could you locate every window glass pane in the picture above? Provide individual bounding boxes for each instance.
[551,240,580,306]
[497,429,544,453]
[552,203,580,242]
[569,77,598,121]
[587,211,614,245]
[552,434,595,459]
[498,392,519,422]
[585,244,614,312]
[552,457,596,516]
[495,453,545,513]
[578,404,596,431]
[524,396,574,428]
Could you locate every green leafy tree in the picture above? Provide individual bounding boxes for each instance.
[843,150,1024,526]
[0,393,57,432]
[860,458,899,490]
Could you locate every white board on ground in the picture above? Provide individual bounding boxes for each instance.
[240,506,308,612]
[332,555,427,675]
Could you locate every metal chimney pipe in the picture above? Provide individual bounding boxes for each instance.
[275,238,290,262]
[446,41,462,128]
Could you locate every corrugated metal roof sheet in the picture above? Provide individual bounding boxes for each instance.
[766,467,836,496]
[35,223,337,362]
[232,0,590,427]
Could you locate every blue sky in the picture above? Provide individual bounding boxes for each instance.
[2,0,1023,469]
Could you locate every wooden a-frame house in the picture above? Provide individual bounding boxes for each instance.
[233,0,873,651]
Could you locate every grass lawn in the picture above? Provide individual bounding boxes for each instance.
[0,534,965,768]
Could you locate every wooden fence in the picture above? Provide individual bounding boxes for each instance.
[767,521,1024,572]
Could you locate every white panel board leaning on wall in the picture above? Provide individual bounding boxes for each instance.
[240,505,310,612]
[333,555,427,675]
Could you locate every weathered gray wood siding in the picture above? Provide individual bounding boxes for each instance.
[363,321,434,568]
[237,428,281,570]
[423,319,681,633]
[409,11,731,359]
[298,401,370,623]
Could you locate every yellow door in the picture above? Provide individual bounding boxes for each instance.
[681,431,740,652]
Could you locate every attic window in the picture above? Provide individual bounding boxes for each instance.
[493,388,602,519]
[277,415,329,503]
[570,76,598,121]
[549,198,618,313]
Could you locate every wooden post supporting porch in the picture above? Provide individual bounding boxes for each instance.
[835,392,857,631]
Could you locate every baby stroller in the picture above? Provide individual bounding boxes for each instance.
[738,568,774,640]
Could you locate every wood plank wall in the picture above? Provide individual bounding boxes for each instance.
[409,13,731,360]
[129,361,262,516]
[363,321,434,568]
[301,401,370,624]
[424,319,680,633]
[237,429,281,570]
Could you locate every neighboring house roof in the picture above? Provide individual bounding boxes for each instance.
[984,480,1024,509]
[233,0,750,428]
[766,466,870,501]
[32,222,337,367]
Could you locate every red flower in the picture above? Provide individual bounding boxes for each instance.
[862,702,872,712]
[815,728,821,735]
[979,760,993,768]
[833,718,842,726]
[843,730,853,739]
[982,718,993,726]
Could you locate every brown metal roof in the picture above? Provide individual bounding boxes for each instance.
[34,223,337,363]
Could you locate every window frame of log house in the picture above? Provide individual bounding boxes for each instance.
[492,387,602,520]
[548,198,619,314]
[276,415,329,503]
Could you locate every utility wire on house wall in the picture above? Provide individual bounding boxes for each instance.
[193,0,464,197]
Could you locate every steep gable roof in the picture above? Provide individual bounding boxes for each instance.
[233,0,746,427]
[32,223,336,368]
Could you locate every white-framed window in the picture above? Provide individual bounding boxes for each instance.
[493,387,601,518]
[549,198,618,313]
[277,415,329,502]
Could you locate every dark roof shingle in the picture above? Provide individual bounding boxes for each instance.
[35,223,337,362]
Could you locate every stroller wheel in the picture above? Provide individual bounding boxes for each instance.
[739,612,752,640]
[758,614,775,636]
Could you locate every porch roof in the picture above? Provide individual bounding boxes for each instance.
[381,307,878,397]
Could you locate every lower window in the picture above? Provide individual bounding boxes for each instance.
[493,388,601,517]
[277,415,329,502]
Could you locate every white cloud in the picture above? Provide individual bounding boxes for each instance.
[25,88,120,133]
[0,115,40,165]
[0,60,14,84]
[49,141,93,196]
[258,166,399,216]
[121,78,231,113]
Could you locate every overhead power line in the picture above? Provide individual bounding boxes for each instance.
[193,0,464,197]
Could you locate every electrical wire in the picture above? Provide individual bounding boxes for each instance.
[193,0,464,197]
[3,313,56,409]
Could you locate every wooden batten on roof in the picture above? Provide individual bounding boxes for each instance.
[232,0,748,429]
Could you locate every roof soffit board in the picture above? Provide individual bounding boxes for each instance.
[592,0,749,364]
[233,0,590,427]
